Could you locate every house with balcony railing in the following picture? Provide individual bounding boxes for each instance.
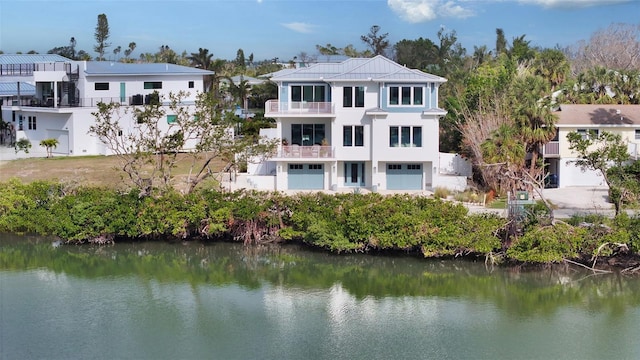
[0,54,213,157]
[544,104,640,188]
[247,55,456,192]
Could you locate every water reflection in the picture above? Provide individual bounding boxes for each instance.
[2,233,640,359]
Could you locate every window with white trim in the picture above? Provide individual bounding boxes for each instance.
[291,85,326,102]
[343,86,364,107]
[388,86,424,106]
[635,129,640,140]
[389,126,422,147]
[576,129,599,140]
[343,125,364,147]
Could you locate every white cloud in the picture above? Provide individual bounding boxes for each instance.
[387,0,474,23]
[518,0,632,8]
[281,22,315,34]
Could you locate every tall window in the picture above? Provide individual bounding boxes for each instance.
[388,86,424,106]
[144,81,162,89]
[95,82,109,91]
[343,86,365,108]
[291,85,325,102]
[635,129,640,140]
[343,87,353,107]
[389,126,422,147]
[343,125,364,146]
[28,116,37,130]
[291,124,325,145]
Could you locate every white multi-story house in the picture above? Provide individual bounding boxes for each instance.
[543,104,640,188]
[247,55,468,192]
[0,54,213,158]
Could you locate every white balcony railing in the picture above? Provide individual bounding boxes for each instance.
[275,145,334,159]
[265,100,334,115]
[543,141,559,156]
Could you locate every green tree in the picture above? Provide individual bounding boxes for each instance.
[567,131,630,215]
[360,25,389,56]
[124,42,136,60]
[496,28,507,55]
[234,49,246,72]
[39,138,59,158]
[188,48,215,91]
[94,13,111,61]
[394,37,438,70]
[533,48,569,92]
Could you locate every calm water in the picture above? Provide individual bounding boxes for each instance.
[1,233,640,360]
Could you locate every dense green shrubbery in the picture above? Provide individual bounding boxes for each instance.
[1,179,638,264]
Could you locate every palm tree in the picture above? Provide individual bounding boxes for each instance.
[610,69,640,104]
[511,75,558,176]
[534,48,569,92]
[585,66,615,103]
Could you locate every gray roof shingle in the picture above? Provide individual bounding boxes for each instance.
[555,104,640,126]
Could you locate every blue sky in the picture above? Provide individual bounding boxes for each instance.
[1,0,638,61]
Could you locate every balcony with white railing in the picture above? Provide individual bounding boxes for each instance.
[272,145,334,160]
[543,141,559,157]
[265,100,334,117]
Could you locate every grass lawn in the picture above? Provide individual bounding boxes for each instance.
[0,153,228,190]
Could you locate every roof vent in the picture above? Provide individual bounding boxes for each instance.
[616,109,621,115]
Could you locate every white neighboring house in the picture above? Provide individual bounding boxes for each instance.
[247,55,470,192]
[0,54,213,158]
[542,104,640,188]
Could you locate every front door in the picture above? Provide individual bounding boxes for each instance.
[344,162,365,187]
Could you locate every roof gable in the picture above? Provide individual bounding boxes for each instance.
[555,104,640,126]
[271,55,446,83]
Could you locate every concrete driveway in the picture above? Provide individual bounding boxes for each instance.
[541,186,618,218]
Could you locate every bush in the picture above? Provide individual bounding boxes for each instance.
[433,187,450,199]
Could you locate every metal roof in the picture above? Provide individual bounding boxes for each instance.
[0,82,36,96]
[84,62,214,76]
[0,54,71,65]
[271,55,446,83]
[223,75,266,86]
[555,104,640,126]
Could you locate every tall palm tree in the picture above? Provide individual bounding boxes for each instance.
[534,48,569,92]
[188,48,216,92]
[510,74,558,176]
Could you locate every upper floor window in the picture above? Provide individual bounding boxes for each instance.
[343,86,364,108]
[389,86,423,106]
[95,82,109,91]
[389,126,422,147]
[188,81,194,89]
[576,129,599,140]
[291,85,325,102]
[291,123,325,145]
[635,129,640,140]
[144,81,162,90]
[343,125,364,147]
